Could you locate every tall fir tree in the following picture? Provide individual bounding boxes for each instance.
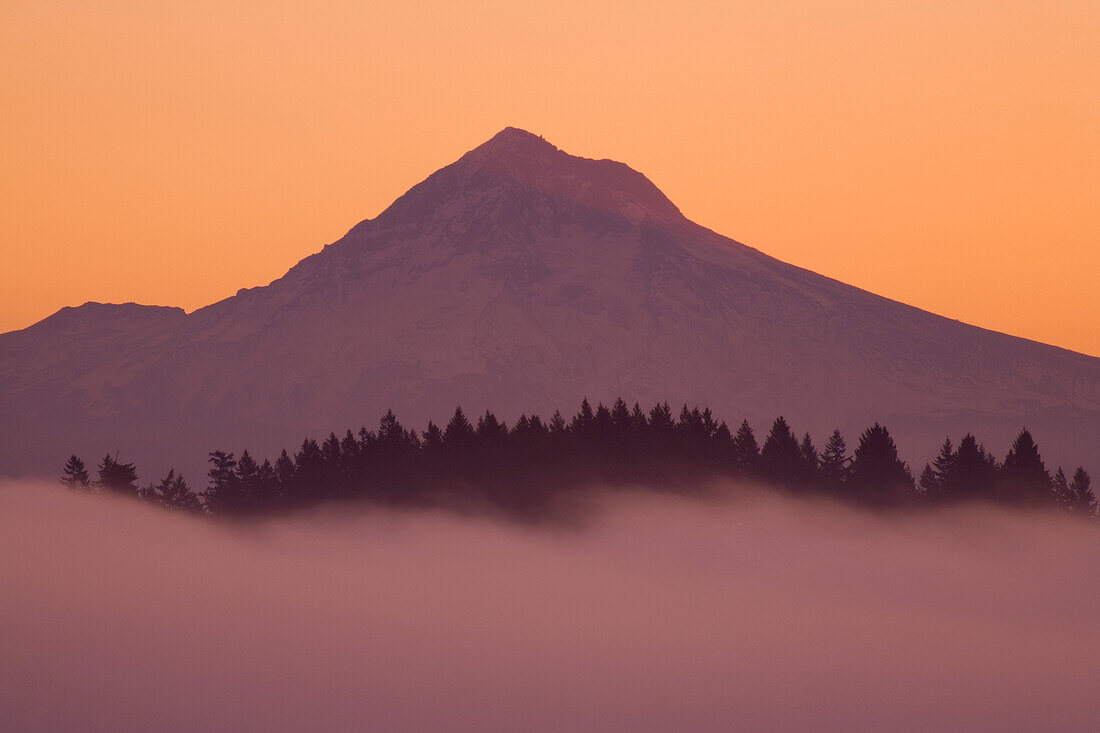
[97,454,139,495]
[1051,468,1072,509]
[1069,467,1094,516]
[60,455,90,489]
[919,437,955,500]
[444,406,475,450]
[818,429,849,493]
[647,402,675,437]
[945,435,997,500]
[235,450,262,508]
[610,398,631,430]
[847,424,914,504]
[1000,429,1052,504]
[760,417,801,488]
[731,420,760,476]
[154,469,202,513]
[204,450,241,515]
[275,449,295,486]
[571,398,596,435]
[798,433,819,487]
[422,421,444,451]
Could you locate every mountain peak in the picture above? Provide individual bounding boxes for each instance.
[478,127,558,156]
[368,127,684,231]
[461,127,565,172]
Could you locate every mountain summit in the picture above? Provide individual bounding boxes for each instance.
[359,127,683,239]
[2,129,1098,478]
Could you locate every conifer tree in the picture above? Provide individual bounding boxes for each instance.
[379,410,414,453]
[527,415,548,436]
[444,406,475,449]
[549,410,567,434]
[322,432,343,467]
[339,430,360,463]
[647,402,675,437]
[422,421,444,450]
[571,398,596,435]
[946,435,997,500]
[1069,467,1094,516]
[156,470,202,513]
[257,460,277,504]
[919,437,955,500]
[275,449,295,486]
[594,403,613,437]
[819,429,849,493]
[1052,468,1072,509]
[60,455,90,489]
[701,408,718,439]
[611,398,631,436]
[798,433,819,487]
[675,405,707,464]
[919,465,938,497]
[761,417,801,488]
[477,410,508,442]
[731,420,760,476]
[235,450,262,507]
[204,450,241,514]
[713,421,733,464]
[97,454,139,495]
[1000,429,1052,504]
[847,423,914,504]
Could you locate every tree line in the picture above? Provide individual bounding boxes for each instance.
[60,398,1095,520]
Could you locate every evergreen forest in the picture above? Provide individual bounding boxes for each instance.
[60,399,1096,520]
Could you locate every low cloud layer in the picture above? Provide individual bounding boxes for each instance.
[2,481,1097,732]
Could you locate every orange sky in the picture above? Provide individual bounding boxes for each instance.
[2,1,1098,355]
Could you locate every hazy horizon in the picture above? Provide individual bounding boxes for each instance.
[3,479,1097,732]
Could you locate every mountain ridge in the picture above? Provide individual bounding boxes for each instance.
[2,128,1097,479]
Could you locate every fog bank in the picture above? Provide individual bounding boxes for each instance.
[2,481,1098,732]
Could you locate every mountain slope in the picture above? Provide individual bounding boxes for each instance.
[2,127,1098,479]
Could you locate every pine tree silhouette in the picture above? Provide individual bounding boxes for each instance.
[275,449,295,486]
[919,438,955,500]
[1000,429,1052,504]
[204,450,240,515]
[1069,467,1094,516]
[1052,468,1072,509]
[422,421,444,450]
[60,455,90,489]
[761,417,801,488]
[847,424,914,504]
[444,407,475,449]
[731,420,760,477]
[798,433,819,488]
[153,469,202,513]
[819,429,849,494]
[946,435,997,500]
[97,454,139,496]
[235,450,263,509]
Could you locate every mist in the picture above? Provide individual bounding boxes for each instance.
[2,480,1097,732]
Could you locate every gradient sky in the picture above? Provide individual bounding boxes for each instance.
[2,1,1097,355]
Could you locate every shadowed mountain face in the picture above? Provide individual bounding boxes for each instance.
[3,127,1098,478]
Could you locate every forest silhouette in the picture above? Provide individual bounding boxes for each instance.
[60,399,1095,520]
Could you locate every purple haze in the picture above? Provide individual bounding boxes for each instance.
[2,481,1097,731]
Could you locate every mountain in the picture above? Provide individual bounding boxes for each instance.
[2,127,1098,480]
